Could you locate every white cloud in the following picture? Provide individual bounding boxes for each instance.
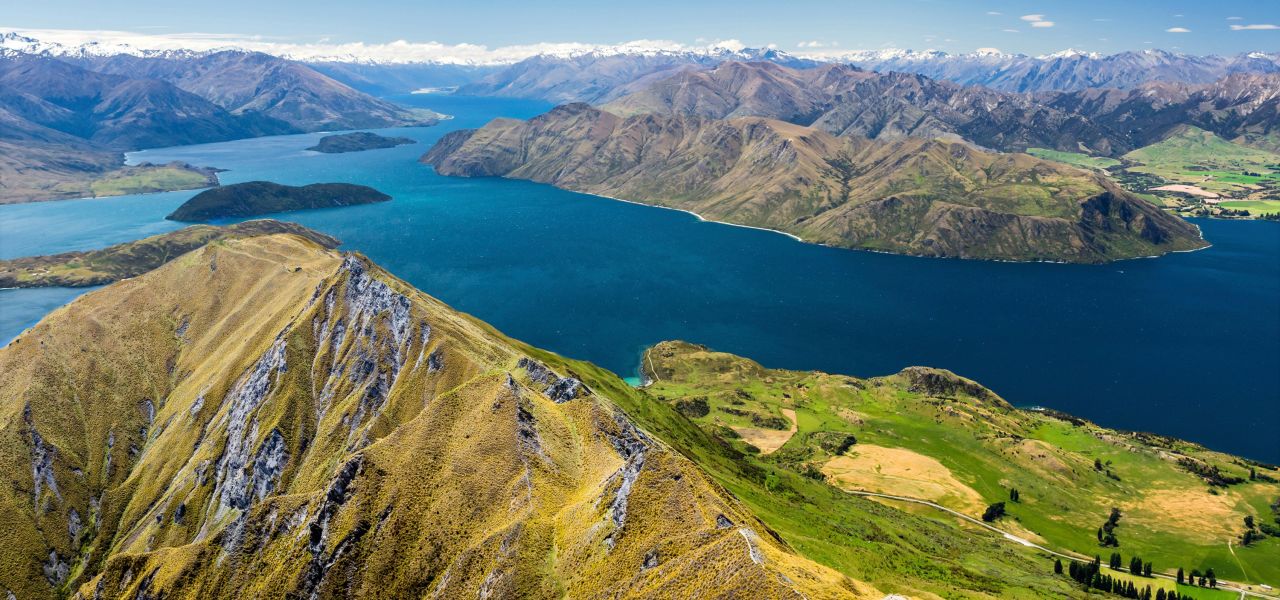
[1021,14,1054,28]
[1165,27,1191,33]
[1226,16,1243,20]
[986,11,1002,15]
[1230,23,1280,30]
[0,27,771,64]
[975,47,1002,54]
[797,40,831,48]
[1003,28,1020,33]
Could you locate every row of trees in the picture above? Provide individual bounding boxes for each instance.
[1055,557,1199,599]
[1061,558,1158,598]
[1105,553,1152,576]
[1176,567,1216,588]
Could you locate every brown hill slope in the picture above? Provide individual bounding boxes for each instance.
[423,103,1205,262]
[603,61,1126,154]
[0,220,339,288]
[0,233,870,599]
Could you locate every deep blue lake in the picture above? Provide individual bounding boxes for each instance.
[2,94,1277,461]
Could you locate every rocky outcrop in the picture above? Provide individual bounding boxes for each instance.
[208,337,287,518]
[899,367,1006,405]
[517,357,589,403]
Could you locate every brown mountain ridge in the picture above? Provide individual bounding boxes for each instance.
[423,103,1206,263]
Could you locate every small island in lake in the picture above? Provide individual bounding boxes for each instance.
[166,181,391,221]
[306,131,416,154]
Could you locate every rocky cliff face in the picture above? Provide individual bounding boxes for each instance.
[0,234,868,599]
[423,104,1206,263]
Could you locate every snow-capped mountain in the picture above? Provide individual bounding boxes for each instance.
[819,47,1280,92]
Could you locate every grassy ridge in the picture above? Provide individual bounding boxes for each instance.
[1027,148,1122,171]
[0,220,340,288]
[87,164,218,197]
[637,341,1280,588]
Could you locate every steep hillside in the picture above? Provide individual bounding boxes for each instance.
[0,53,292,150]
[0,234,878,600]
[1040,73,1280,152]
[0,220,339,287]
[71,51,442,132]
[602,61,1127,154]
[641,341,1280,588]
[423,103,1205,262]
[456,49,817,104]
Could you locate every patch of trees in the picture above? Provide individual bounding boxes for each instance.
[1097,507,1122,547]
[1094,458,1122,481]
[1249,468,1274,482]
[751,413,792,430]
[719,406,750,417]
[1176,458,1245,487]
[1218,208,1251,217]
[812,431,858,456]
[981,501,1006,522]
[674,396,710,418]
[1009,488,1020,503]
[1241,513,1280,545]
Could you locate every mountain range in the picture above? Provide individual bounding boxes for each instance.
[0,39,440,203]
[11,31,1274,96]
[423,103,1205,262]
[835,48,1280,93]
[600,62,1280,156]
[457,47,1280,104]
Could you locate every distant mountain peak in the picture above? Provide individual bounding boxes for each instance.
[1038,48,1102,60]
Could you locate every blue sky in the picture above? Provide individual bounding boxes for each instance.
[4,0,1277,58]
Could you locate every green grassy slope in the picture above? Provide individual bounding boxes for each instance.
[1027,148,1122,171]
[519,344,1117,599]
[88,164,218,198]
[638,341,1280,589]
[1122,126,1280,196]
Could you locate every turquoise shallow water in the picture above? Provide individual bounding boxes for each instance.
[1,93,1278,461]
